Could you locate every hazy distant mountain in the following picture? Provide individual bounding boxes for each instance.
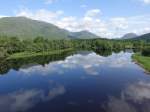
[0,17,100,40]
[69,31,100,39]
[121,33,138,39]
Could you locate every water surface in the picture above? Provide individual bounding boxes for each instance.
[0,51,150,112]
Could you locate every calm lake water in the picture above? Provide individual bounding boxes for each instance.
[0,51,150,112]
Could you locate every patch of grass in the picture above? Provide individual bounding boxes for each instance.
[7,48,73,60]
[132,53,150,72]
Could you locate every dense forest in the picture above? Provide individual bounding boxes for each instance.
[0,35,149,58]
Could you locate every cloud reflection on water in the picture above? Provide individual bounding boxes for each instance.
[105,81,150,112]
[19,52,133,76]
[0,84,65,112]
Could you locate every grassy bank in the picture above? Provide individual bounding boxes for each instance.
[132,53,150,73]
[7,48,74,60]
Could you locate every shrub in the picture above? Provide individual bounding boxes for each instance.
[142,47,150,56]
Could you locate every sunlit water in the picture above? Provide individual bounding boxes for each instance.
[0,51,150,112]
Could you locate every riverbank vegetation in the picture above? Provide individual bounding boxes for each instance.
[0,36,149,58]
[132,46,150,72]
[132,53,150,72]
[0,35,150,73]
[0,50,74,75]
[142,47,150,56]
[7,48,73,59]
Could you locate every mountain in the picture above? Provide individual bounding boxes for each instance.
[133,33,150,41]
[121,33,138,39]
[69,31,100,39]
[0,17,100,40]
[0,17,70,39]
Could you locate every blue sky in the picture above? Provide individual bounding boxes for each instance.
[1,0,150,38]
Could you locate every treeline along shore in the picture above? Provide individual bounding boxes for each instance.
[0,35,149,72]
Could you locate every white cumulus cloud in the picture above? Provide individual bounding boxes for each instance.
[15,8,150,38]
[85,9,101,18]
[141,0,150,4]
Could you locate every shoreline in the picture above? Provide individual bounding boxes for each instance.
[7,48,74,60]
[132,54,150,74]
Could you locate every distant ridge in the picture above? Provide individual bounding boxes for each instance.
[69,30,100,39]
[121,33,138,39]
[132,33,150,41]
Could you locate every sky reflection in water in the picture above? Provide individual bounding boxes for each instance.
[0,51,150,112]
